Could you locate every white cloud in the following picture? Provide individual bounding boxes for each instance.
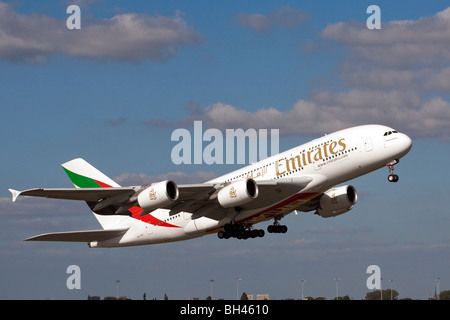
[0,2,202,63]
[322,7,450,68]
[425,66,450,93]
[64,11,202,61]
[0,196,82,217]
[317,7,450,139]
[144,7,450,140]
[161,92,450,139]
[0,3,62,63]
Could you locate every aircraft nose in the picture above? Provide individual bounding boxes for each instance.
[399,133,413,156]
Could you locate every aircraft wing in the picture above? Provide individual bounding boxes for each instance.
[9,187,136,202]
[177,184,217,201]
[25,227,129,242]
[238,176,314,210]
[9,185,215,202]
[10,176,315,219]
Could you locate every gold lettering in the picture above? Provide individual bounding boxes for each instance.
[322,142,329,158]
[301,151,307,167]
[285,155,301,172]
[273,138,346,174]
[307,149,314,163]
[338,138,346,152]
[275,159,285,176]
[329,141,338,155]
[313,147,323,162]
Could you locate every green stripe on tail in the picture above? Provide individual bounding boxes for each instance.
[63,168,102,188]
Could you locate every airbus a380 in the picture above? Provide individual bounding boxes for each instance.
[9,124,412,248]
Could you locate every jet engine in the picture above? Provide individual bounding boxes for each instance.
[316,185,358,218]
[137,180,179,212]
[217,179,258,208]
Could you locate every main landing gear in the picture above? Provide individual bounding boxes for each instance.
[267,216,288,234]
[387,159,399,183]
[217,223,265,240]
[217,218,289,239]
[267,223,288,234]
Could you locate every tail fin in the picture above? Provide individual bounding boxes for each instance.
[62,158,121,188]
[62,158,125,230]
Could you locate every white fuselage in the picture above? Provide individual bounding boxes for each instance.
[90,124,412,247]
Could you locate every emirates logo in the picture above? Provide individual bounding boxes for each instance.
[149,188,157,200]
[229,186,237,199]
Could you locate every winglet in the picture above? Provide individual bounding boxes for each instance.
[8,189,21,202]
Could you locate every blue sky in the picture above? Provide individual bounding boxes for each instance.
[1,0,450,300]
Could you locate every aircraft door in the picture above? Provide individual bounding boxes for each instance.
[364,137,373,152]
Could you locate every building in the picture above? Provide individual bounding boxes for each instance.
[247,294,270,300]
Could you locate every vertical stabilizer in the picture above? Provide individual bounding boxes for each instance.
[61,158,125,229]
[62,158,121,188]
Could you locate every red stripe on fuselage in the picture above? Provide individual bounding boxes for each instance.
[129,206,180,228]
[240,192,320,224]
[93,180,180,228]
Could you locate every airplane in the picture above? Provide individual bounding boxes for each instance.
[9,124,412,248]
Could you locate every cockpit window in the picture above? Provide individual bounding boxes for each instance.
[383,130,398,136]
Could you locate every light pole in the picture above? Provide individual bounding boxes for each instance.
[236,277,242,300]
[334,277,341,300]
[210,279,214,300]
[380,277,383,300]
[115,280,120,300]
[435,277,440,300]
[389,279,393,300]
[300,280,306,300]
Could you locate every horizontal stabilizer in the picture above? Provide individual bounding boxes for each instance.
[25,227,129,242]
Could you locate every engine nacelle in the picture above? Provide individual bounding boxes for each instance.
[317,185,358,218]
[137,180,179,213]
[217,179,258,208]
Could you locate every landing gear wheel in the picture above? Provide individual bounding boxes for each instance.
[388,174,399,183]
[267,224,288,233]
[218,223,265,240]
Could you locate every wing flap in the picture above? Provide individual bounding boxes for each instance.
[177,184,216,201]
[240,176,313,210]
[25,227,129,242]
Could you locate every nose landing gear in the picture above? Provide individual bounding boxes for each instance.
[387,159,399,183]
